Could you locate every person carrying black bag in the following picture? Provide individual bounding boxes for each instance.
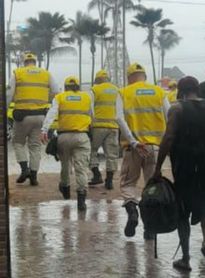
[153,76,205,272]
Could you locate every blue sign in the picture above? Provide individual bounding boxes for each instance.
[136,89,155,96]
[67,96,81,101]
[104,89,117,94]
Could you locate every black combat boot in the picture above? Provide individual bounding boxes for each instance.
[105,171,114,190]
[77,190,87,211]
[88,167,103,186]
[29,170,39,186]
[124,201,139,237]
[59,183,70,200]
[16,161,30,183]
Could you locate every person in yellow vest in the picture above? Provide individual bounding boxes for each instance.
[89,70,119,190]
[167,80,178,104]
[120,62,170,239]
[41,76,92,211]
[8,53,58,186]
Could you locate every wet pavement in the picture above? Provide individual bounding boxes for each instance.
[10,200,205,278]
[8,143,205,277]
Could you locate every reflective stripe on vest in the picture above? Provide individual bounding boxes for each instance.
[16,82,49,88]
[59,109,92,116]
[133,131,164,137]
[93,118,117,124]
[94,101,116,107]
[124,107,163,115]
[15,99,48,104]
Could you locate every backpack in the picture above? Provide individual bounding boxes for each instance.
[139,177,178,234]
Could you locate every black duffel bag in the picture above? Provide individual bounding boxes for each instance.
[45,136,59,161]
[13,109,26,121]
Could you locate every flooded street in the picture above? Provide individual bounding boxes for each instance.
[10,200,205,278]
[8,143,205,277]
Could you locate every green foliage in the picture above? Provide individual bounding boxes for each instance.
[130,5,173,83]
[157,29,181,52]
[22,12,74,69]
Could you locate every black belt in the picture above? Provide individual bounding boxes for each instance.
[58,130,88,134]
[13,109,47,121]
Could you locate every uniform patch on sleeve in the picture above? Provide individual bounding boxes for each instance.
[66,96,81,101]
[136,89,155,95]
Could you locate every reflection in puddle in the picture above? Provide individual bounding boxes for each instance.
[10,200,204,278]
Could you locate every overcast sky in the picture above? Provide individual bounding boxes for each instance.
[5,0,205,85]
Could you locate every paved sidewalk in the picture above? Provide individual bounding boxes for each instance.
[10,200,205,278]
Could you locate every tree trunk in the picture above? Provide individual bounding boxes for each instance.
[90,38,96,86]
[104,40,111,78]
[161,50,165,79]
[46,51,50,70]
[79,42,82,88]
[149,40,157,84]
[91,52,95,86]
[98,0,104,68]
[114,2,119,85]
[38,59,42,68]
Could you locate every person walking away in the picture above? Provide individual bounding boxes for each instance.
[8,53,58,185]
[167,80,178,104]
[153,76,205,271]
[120,62,170,239]
[89,70,119,190]
[41,76,92,211]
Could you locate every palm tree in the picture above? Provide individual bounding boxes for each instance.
[26,12,72,69]
[61,11,87,87]
[88,0,105,68]
[81,16,110,85]
[157,29,181,78]
[130,6,173,84]
[7,0,28,78]
[89,0,136,84]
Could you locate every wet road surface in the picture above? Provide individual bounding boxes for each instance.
[10,200,205,278]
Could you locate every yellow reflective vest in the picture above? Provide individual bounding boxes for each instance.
[167,89,177,104]
[121,81,166,145]
[55,91,92,132]
[92,82,119,129]
[14,66,50,110]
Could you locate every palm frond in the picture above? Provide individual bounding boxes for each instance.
[50,46,77,57]
[88,0,100,11]
[157,19,173,28]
